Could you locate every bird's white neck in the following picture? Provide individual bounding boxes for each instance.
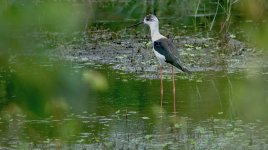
[149,24,165,41]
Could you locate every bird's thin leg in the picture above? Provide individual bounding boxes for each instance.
[160,65,163,114]
[172,66,176,113]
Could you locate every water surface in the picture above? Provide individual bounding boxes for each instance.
[0,62,268,149]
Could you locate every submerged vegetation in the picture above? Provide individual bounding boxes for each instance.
[1,0,268,149]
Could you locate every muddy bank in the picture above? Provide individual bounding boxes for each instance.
[52,29,263,78]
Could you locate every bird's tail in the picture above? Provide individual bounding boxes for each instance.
[174,62,191,74]
[181,66,191,74]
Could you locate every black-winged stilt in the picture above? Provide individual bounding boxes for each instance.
[129,14,190,113]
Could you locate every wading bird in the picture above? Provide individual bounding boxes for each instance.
[128,14,190,113]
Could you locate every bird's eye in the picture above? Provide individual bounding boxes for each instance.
[146,17,153,21]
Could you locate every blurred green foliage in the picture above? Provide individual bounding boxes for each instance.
[0,0,90,53]
[0,1,93,117]
[239,0,268,52]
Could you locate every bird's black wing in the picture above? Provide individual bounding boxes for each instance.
[154,38,190,73]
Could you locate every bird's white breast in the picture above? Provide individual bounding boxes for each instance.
[153,49,166,65]
[152,33,165,41]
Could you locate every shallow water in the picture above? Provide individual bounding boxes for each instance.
[0,62,268,149]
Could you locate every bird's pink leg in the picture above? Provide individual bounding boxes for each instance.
[160,65,163,113]
[172,66,176,113]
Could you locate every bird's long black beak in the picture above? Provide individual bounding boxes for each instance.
[127,21,143,28]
